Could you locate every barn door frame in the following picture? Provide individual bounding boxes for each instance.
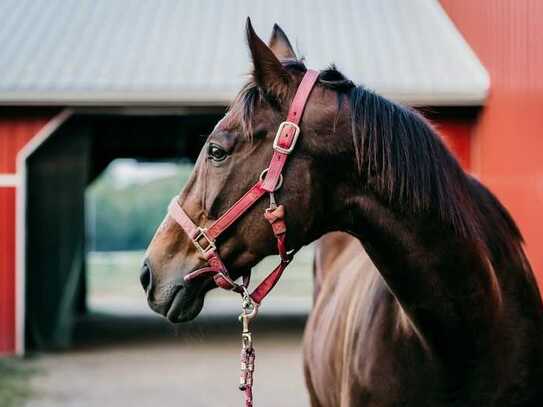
[14,109,73,354]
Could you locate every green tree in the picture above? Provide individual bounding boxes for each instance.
[87,163,193,251]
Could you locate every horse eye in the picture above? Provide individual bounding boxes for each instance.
[207,143,228,162]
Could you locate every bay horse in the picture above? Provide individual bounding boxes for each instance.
[141,20,543,406]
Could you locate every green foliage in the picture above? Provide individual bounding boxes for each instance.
[87,163,193,251]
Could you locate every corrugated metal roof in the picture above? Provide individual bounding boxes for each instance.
[0,0,489,106]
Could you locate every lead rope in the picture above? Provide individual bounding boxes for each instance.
[237,191,290,407]
[169,70,320,407]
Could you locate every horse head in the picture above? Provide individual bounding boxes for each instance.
[141,20,349,322]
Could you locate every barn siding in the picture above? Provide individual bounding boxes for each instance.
[0,187,16,355]
[434,119,472,170]
[441,0,543,290]
[0,114,51,355]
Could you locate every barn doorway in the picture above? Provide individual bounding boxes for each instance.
[24,112,217,350]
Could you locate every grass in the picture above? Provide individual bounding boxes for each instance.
[0,358,37,407]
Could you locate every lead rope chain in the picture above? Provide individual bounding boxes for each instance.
[239,291,258,407]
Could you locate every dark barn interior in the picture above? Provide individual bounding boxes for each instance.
[25,111,221,350]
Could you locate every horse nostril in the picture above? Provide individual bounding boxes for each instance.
[140,259,153,292]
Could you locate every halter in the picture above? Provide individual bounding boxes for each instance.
[167,69,319,407]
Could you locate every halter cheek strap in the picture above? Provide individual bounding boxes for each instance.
[168,182,268,293]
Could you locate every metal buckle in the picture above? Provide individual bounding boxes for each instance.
[273,121,300,154]
[192,227,216,255]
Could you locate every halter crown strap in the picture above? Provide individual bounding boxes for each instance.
[261,69,320,192]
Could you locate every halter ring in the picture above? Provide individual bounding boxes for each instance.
[259,168,283,192]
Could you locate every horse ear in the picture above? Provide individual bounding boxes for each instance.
[246,18,291,99]
[268,24,297,61]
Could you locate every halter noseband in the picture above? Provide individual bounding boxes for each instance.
[168,69,319,305]
[167,69,319,407]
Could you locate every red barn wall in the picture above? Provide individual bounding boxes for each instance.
[435,119,472,170]
[441,0,543,290]
[0,115,50,355]
[0,187,16,354]
[0,118,50,173]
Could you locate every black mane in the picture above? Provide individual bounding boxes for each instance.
[350,84,476,236]
[233,62,527,269]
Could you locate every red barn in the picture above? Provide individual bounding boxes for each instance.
[0,0,540,355]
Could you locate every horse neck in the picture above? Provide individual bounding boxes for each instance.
[332,186,505,354]
[321,96,527,353]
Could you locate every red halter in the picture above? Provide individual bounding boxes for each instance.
[167,69,319,407]
[168,69,319,304]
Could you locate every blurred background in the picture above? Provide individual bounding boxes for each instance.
[0,1,542,406]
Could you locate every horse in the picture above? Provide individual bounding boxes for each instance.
[141,19,543,406]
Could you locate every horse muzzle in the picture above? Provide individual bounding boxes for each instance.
[140,258,208,322]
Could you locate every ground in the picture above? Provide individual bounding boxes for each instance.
[23,314,309,407]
